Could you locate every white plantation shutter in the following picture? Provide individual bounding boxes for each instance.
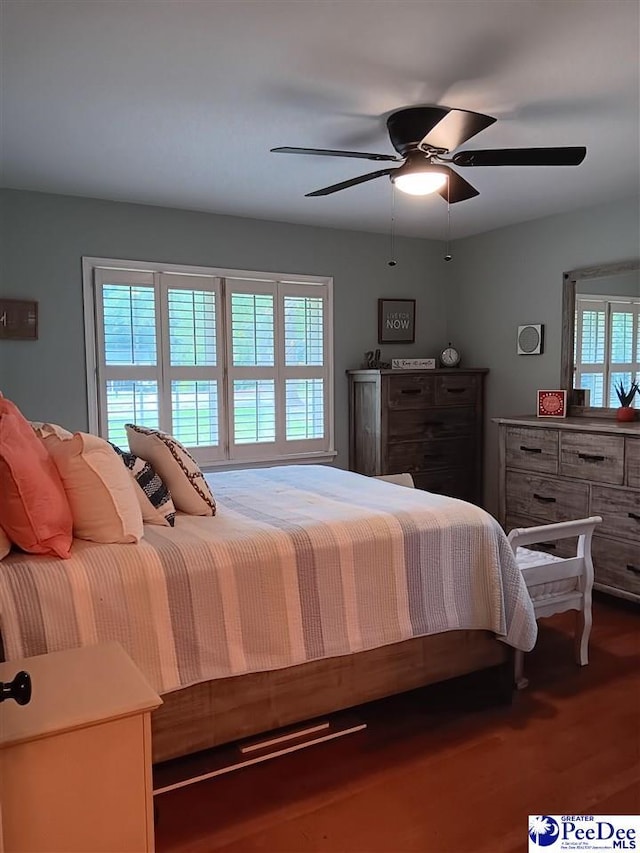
[161,274,224,462]
[574,298,606,407]
[225,279,331,459]
[285,378,324,440]
[87,260,333,464]
[95,269,161,447]
[226,280,277,456]
[574,294,640,408]
[281,284,329,447]
[609,299,640,407]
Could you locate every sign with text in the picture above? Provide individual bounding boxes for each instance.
[378,299,416,344]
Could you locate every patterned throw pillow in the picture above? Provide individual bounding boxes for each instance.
[111,444,176,527]
[125,425,216,516]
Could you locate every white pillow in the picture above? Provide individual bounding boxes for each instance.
[45,432,143,544]
[31,422,74,441]
[125,425,216,516]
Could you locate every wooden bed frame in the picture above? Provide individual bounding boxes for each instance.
[151,629,510,763]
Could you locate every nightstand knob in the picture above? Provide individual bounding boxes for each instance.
[0,670,32,705]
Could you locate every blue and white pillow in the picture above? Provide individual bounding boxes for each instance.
[110,444,176,527]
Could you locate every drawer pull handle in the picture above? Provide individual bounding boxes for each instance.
[400,389,421,395]
[577,452,605,462]
[0,671,32,706]
[445,387,466,394]
[626,565,640,575]
[628,512,640,521]
[533,493,556,504]
[520,446,542,454]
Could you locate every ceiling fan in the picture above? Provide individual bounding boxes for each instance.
[271,106,586,203]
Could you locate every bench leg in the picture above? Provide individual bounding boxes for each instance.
[574,606,591,666]
[514,650,529,689]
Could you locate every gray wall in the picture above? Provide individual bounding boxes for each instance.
[445,195,640,515]
[577,269,639,297]
[2,188,638,507]
[0,189,448,469]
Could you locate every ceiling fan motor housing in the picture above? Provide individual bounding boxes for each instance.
[386,107,449,156]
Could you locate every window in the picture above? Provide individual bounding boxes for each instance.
[574,294,640,407]
[84,259,334,465]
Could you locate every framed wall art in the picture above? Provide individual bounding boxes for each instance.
[517,324,544,355]
[0,299,38,340]
[537,390,567,418]
[378,298,415,344]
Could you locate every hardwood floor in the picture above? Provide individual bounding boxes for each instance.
[156,596,639,853]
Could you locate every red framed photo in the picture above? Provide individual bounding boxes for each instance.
[537,390,567,418]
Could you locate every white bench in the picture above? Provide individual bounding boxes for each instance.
[508,516,602,688]
[374,473,415,488]
[373,476,601,689]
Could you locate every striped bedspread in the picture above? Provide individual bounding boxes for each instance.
[0,466,537,694]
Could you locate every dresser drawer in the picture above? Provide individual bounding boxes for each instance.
[505,471,589,523]
[388,407,475,442]
[592,536,640,597]
[388,438,474,474]
[559,432,624,484]
[387,374,434,409]
[505,427,558,474]
[434,374,478,406]
[590,486,640,542]
[626,438,640,488]
[505,514,577,558]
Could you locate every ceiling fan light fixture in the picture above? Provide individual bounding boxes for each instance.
[392,170,448,196]
[391,159,448,196]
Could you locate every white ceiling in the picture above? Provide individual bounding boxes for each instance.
[1,0,638,239]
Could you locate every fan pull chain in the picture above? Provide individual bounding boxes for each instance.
[444,176,452,262]
[388,183,397,267]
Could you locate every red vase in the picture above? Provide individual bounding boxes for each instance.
[616,406,636,422]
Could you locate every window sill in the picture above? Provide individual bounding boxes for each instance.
[200,450,338,473]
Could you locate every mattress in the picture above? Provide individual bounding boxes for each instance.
[0,466,537,694]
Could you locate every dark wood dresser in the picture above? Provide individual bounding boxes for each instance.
[347,369,488,504]
[496,415,640,603]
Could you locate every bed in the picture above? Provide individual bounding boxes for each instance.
[0,465,537,762]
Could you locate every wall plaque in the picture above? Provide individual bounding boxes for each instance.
[0,299,38,340]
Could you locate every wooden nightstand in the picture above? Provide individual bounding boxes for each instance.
[0,642,162,852]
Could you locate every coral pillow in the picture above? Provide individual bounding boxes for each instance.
[0,526,11,561]
[126,424,216,516]
[0,398,73,558]
[45,432,143,544]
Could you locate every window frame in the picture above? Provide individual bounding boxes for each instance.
[83,257,335,467]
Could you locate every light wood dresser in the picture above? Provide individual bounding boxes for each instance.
[348,369,488,504]
[0,642,161,853]
[495,415,640,602]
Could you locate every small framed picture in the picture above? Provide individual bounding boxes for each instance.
[378,299,416,344]
[0,298,38,340]
[537,390,567,418]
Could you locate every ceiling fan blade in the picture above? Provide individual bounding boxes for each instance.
[436,167,479,204]
[452,147,587,167]
[420,109,497,152]
[305,168,395,197]
[271,146,400,162]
